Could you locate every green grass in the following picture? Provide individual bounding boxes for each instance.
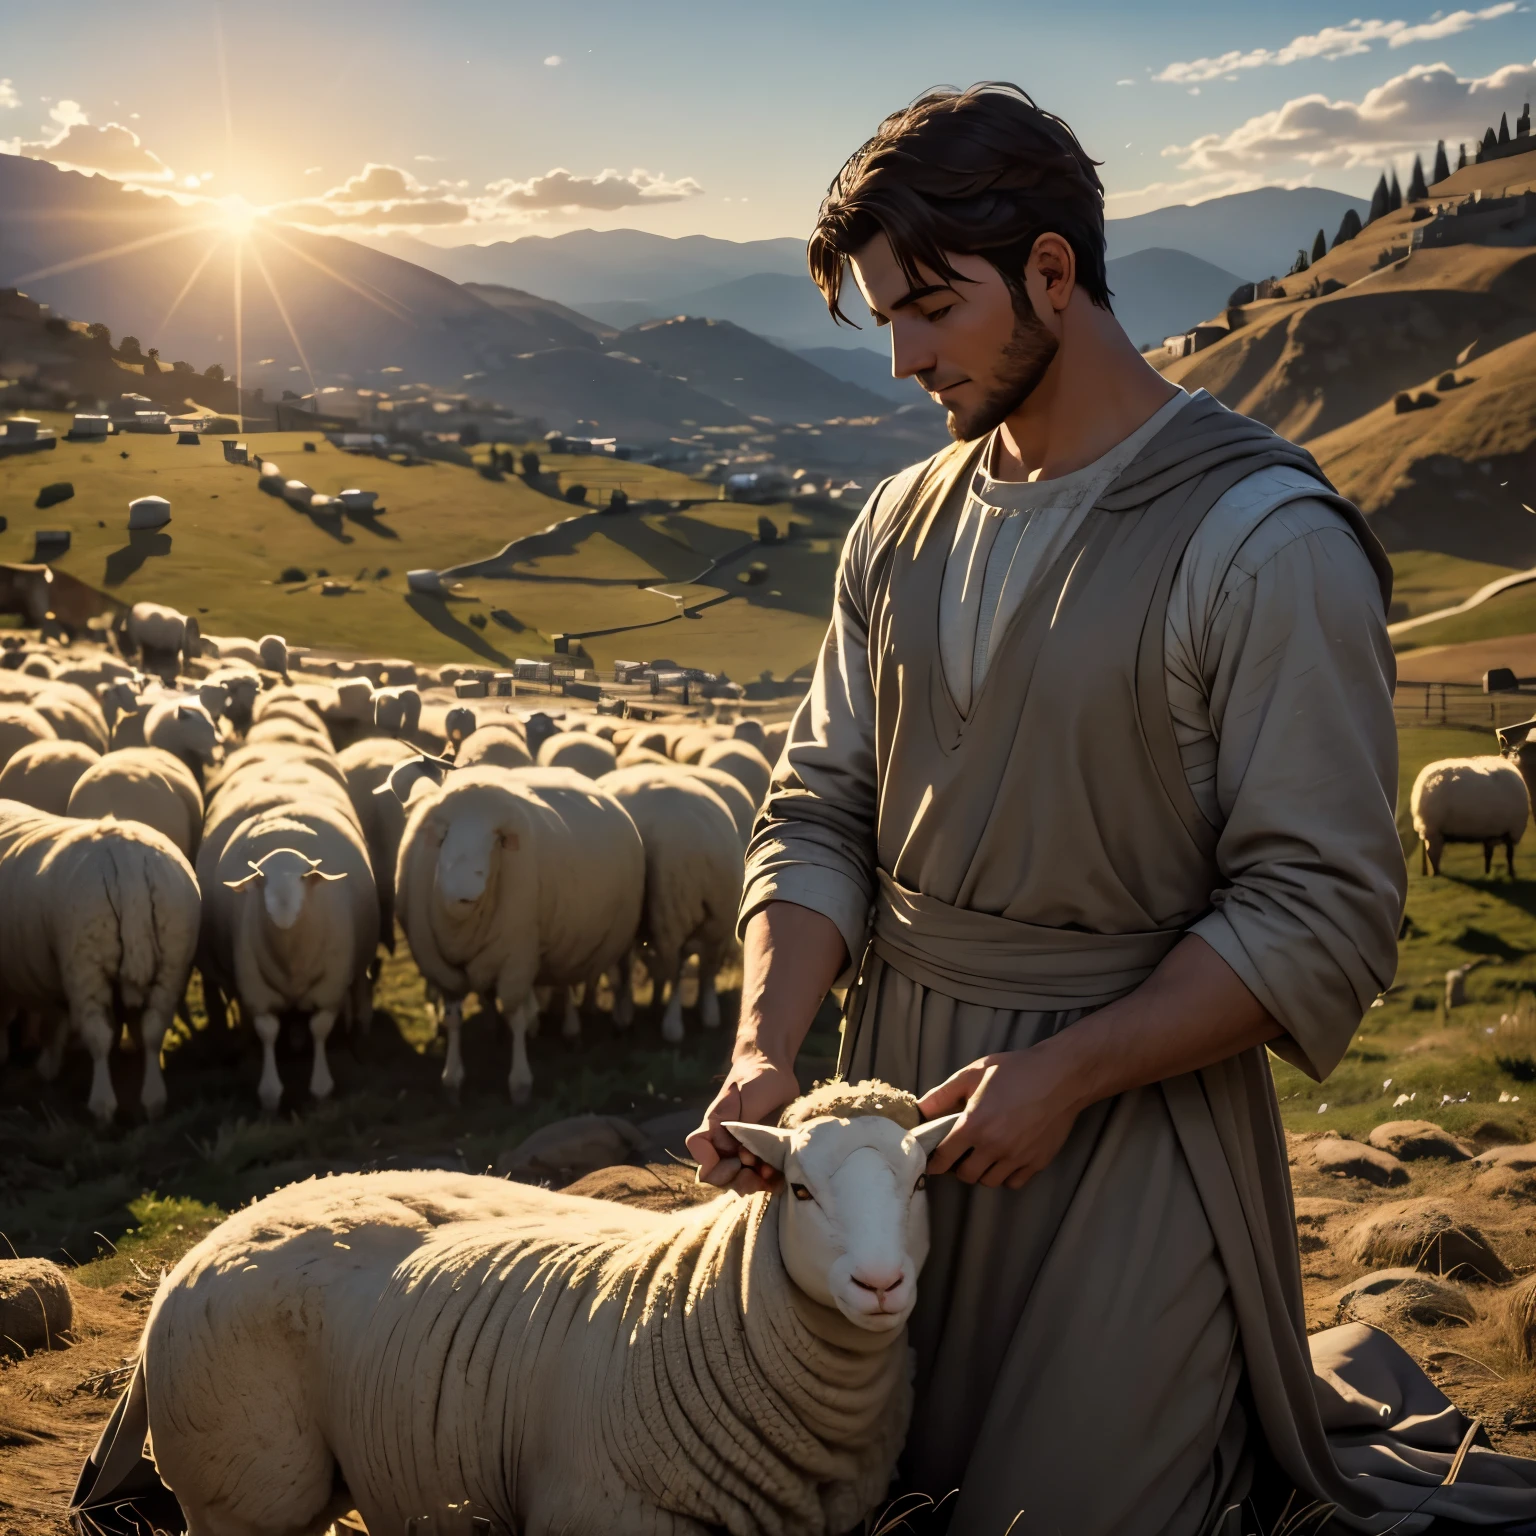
[1393,579,1536,652]
[1389,548,1518,621]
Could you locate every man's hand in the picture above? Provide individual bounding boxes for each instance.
[917,1049,1081,1190]
[686,1051,799,1195]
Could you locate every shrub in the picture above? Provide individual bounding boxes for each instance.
[279,566,307,583]
[564,482,588,504]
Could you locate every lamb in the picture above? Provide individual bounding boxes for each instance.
[139,1082,960,1536]
[600,764,744,1040]
[0,802,199,1120]
[201,801,379,1110]
[454,723,532,768]
[68,747,203,861]
[0,738,100,814]
[1410,756,1530,876]
[336,736,417,942]
[144,697,219,783]
[537,728,617,779]
[0,701,58,769]
[394,766,643,1101]
[125,601,186,673]
[699,738,773,808]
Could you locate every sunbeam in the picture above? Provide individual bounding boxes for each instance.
[158,238,221,333]
[248,233,316,397]
[11,221,211,286]
[262,227,416,326]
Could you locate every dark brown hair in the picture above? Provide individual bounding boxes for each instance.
[807,82,1111,327]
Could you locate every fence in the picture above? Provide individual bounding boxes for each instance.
[1394,680,1536,732]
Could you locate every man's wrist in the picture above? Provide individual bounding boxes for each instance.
[732,1017,798,1073]
[1026,1028,1116,1117]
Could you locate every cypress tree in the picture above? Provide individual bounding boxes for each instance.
[1498,110,1511,145]
[1310,227,1327,263]
[1481,127,1497,159]
[1367,172,1390,223]
[1331,207,1362,248]
[1407,154,1428,201]
[1432,140,1450,184]
[1457,141,1468,170]
[1388,169,1403,211]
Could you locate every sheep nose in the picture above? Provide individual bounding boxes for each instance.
[851,1266,905,1298]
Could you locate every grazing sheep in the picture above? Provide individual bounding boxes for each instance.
[732,718,768,754]
[698,739,772,808]
[210,740,349,797]
[125,602,186,672]
[444,705,476,745]
[670,725,724,765]
[616,743,674,770]
[201,635,264,669]
[206,668,259,732]
[0,802,199,1120]
[337,736,417,944]
[257,634,289,677]
[0,702,58,769]
[245,714,335,756]
[684,763,756,845]
[140,1083,959,1536]
[144,698,218,784]
[394,766,643,1102]
[202,803,379,1110]
[0,738,100,814]
[537,729,617,779]
[600,765,744,1040]
[454,723,532,769]
[0,676,110,751]
[68,747,203,861]
[1411,756,1530,876]
[374,685,422,737]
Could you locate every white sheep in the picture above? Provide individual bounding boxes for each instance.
[0,702,59,770]
[257,634,289,676]
[68,747,203,861]
[454,723,531,769]
[444,704,477,745]
[337,735,418,943]
[0,738,100,814]
[125,601,186,671]
[684,763,756,845]
[698,739,772,808]
[205,668,259,732]
[200,634,264,668]
[0,801,199,1120]
[373,684,422,737]
[600,764,744,1040]
[200,802,378,1111]
[144,697,218,783]
[139,1081,959,1536]
[537,729,617,779]
[245,713,335,756]
[0,675,110,751]
[1411,756,1530,876]
[394,766,643,1102]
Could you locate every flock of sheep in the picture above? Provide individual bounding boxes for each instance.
[1411,725,1536,877]
[0,601,788,1122]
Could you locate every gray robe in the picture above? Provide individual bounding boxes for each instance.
[744,394,1536,1534]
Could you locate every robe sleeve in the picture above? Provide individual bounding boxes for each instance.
[1181,498,1405,1081]
[736,488,885,981]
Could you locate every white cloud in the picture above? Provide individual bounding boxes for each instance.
[47,98,89,127]
[544,55,562,67]
[491,165,703,210]
[303,164,323,175]
[1116,79,1135,86]
[273,161,474,227]
[1167,55,1536,171]
[1155,6,1516,84]
[0,79,18,110]
[20,119,174,181]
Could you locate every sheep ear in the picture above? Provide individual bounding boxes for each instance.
[224,870,262,891]
[911,1114,962,1157]
[304,868,346,882]
[722,1122,793,1172]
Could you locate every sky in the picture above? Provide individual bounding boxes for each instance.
[0,0,1531,244]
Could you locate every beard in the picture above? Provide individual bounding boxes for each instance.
[941,297,1059,443]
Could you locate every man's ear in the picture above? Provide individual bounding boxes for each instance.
[1028,231,1076,313]
[911,1114,963,1157]
[722,1122,793,1171]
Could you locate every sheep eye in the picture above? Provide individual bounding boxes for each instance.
[791,1183,813,1202]
[914,1174,927,1192]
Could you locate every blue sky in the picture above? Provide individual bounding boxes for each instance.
[0,0,1531,241]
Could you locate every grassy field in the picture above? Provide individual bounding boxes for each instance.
[0,417,837,677]
[1388,548,1518,622]
[1394,579,1536,653]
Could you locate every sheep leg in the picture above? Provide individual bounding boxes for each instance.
[136,1009,170,1120]
[660,956,686,1045]
[439,997,465,1102]
[35,1013,68,1081]
[77,1004,118,1124]
[699,955,722,1032]
[1484,840,1495,876]
[506,998,534,1105]
[308,1010,337,1101]
[253,1012,283,1113]
[612,956,635,1029]
[1426,833,1444,877]
[1507,836,1517,879]
[561,985,582,1040]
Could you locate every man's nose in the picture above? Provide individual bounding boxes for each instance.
[888,325,935,382]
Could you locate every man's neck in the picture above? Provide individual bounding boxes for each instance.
[990,306,1179,484]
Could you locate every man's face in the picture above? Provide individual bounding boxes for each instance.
[850,235,1059,442]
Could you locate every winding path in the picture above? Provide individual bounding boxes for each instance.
[1388,565,1536,639]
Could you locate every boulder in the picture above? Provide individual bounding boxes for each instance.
[1472,1142,1536,1171]
[1367,1120,1473,1162]
[1329,1268,1476,1329]
[1344,1199,1511,1283]
[127,495,171,531]
[1307,1138,1409,1187]
[0,1258,73,1354]
[494,1113,650,1181]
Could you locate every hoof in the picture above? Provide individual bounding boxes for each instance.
[661,1017,685,1045]
[442,1081,462,1107]
[509,1080,532,1107]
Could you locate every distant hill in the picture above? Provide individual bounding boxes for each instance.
[1107,247,1245,350]
[1105,186,1370,281]
[612,315,894,423]
[1163,146,1536,569]
[462,282,616,340]
[796,346,929,405]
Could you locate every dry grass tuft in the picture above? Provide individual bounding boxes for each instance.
[1343,1199,1512,1283]
[1507,1272,1536,1364]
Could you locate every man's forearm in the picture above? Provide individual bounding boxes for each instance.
[736,901,850,1066]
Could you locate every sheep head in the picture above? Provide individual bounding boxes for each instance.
[725,1111,958,1333]
[427,779,522,910]
[225,847,345,929]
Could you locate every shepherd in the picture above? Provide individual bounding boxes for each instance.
[688,84,1536,1533]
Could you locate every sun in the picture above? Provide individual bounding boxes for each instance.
[215,194,260,237]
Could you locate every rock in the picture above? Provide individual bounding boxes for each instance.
[127,495,171,531]
[1472,1142,1536,1171]
[1344,1199,1511,1283]
[494,1113,649,1181]
[1367,1120,1474,1162]
[565,1162,724,1213]
[1307,1139,1409,1187]
[1329,1268,1476,1328]
[0,1258,73,1354]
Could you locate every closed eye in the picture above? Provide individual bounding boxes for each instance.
[791,1182,814,1202]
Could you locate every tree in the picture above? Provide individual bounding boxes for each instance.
[1331,208,1363,248]
[1432,140,1450,184]
[1367,173,1390,223]
[1407,155,1428,202]
[1481,127,1497,160]
[1310,228,1327,263]
[1388,170,1403,211]
[1288,247,1310,276]
[203,363,225,382]
[118,335,144,361]
[1498,110,1511,146]
[564,482,587,504]
[1457,142,1468,171]
[171,359,195,374]
[85,321,112,349]
[520,449,541,479]
[143,347,162,376]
